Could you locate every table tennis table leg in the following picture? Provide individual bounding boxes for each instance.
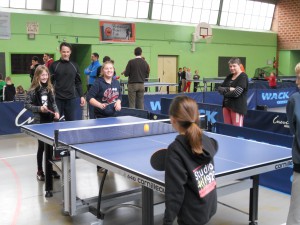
[166,86,169,94]
[142,186,154,225]
[249,175,259,225]
[44,143,53,197]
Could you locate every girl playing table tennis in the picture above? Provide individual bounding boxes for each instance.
[25,65,60,181]
[163,95,218,225]
[87,60,121,118]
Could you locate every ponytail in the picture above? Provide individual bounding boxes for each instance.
[185,123,203,154]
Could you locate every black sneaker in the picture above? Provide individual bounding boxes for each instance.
[37,171,45,181]
[52,171,60,179]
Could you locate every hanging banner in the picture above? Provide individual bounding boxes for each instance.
[0,12,11,39]
[99,21,135,43]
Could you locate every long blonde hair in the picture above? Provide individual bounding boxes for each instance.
[169,95,203,154]
[29,65,54,93]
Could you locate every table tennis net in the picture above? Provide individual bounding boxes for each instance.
[55,120,176,145]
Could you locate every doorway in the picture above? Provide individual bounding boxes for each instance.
[157,56,178,93]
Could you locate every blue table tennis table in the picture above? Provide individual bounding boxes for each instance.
[21,116,292,225]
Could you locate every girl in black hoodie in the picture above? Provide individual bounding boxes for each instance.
[164,96,218,225]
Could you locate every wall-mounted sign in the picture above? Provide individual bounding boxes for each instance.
[99,21,135,43]
[0,12,11,39]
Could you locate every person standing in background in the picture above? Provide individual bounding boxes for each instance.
[43,53,54,69]
[0,73,5,101]
[184,67,192,92]
[3,76,16,101]
[49,42,86,121]
[177,68,182,93]
[264,72,277,89]
[15,85,27,101]
[193,70,200,92]
[84,52,101,91]
[123,47,149,109]
[30,56,40,83]
[217,57,248,127]
[181,67,187,93]
[286,62,300,225]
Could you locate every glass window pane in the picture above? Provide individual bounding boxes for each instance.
[138,2,149,18]
[243,14,251,28]
[114,0,126,17]
[74,0,88,13]
[163,0,173,5]
[10,0,26,8]
[252,2,261,16]
[153,0,163,3]
[264,17,272,30]
[60,0,74,12]
[257,17,265,30]
[184,0,193,7]
[220,12,228,26]
[101,0,114,16]
[209,10,218,24]
[152,3,162,20]
[191,8,201,24]
[161,4,172,20]
[229,0,238,13]
[181,7,192,23]
[250,15,258,29]
[26,0,42,10]
[200,9,210,23]
[173,0,184,6]
[0,0,9,7]
[202,0,211,9]
[235,14,244,27]
[126,0,138,18]
[259,3,268,17]
[211,0,220,10]
[237,0,246,14]
[245,1,253,14]
[88,0,102,15]
[171,6,183,22]
[267,4,275,17]
[227,12,236,26]
[194,0,203,8]
[222,0,230,12]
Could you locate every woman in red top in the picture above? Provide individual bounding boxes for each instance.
[264,72,277,89]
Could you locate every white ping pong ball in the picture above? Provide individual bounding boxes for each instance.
[144,124,150,133]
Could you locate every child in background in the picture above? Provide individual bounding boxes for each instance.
[264,72,277,89]
[25,65,60,181]
[15,85,27,101]
[163,95,218,225]
[3,76,16,101]
[0,73,5,101]
[193,69,200,92]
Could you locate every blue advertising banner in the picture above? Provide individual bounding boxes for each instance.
[0,100,83,135]
[256,87,297,108]
[244,110,290,135]
[0,102,34,135]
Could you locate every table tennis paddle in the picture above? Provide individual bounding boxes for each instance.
[150,148,167,171]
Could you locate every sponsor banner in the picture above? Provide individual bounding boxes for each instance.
[99,21,135,43]
[0,102,33,135]
[0,101,83,135]
[256,87,297,108]
[245,110,290,135]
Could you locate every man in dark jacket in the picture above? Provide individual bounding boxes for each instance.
[49,42,85,121]
[124,47,149,109]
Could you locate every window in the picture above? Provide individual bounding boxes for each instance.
[152,0,220,24]
[220,0,275,30]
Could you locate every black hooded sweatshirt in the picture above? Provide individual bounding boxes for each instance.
[163,133,218,225]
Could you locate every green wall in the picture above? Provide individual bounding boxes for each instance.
[0,12,278,90]
[279,50,300,75]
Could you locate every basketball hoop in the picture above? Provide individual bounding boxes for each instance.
[191,22,213,51]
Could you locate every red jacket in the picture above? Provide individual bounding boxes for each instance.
[265,75,276,87]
